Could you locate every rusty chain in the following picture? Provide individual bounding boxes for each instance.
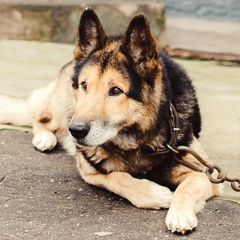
[144,103,240,192]
[170,145,240,192]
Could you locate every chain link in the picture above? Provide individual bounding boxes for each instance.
[171,146,240,192]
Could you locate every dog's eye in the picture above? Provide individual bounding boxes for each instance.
[81,81,87,91]
[109,87,123,96]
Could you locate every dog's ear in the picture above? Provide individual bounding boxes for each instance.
[121,14,159,71]
[74,7,107,61]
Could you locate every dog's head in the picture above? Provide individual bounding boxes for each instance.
[69,7,163,147]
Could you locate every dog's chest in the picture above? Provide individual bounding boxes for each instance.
[81,145,174,179]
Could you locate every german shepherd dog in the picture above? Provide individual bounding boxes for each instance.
[0,8,222,234]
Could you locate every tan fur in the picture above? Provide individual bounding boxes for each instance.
[76,152,172,209]
[27,62,77,155]
[0,94,33,126]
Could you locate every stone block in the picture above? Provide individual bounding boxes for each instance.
[0,1,166,48]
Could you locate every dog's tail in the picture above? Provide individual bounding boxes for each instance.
[0,93,33,127]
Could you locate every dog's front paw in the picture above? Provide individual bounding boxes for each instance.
[32,132,57,151]
[165,208,197,234]
[128,179,173,209]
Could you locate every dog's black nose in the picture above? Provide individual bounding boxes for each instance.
[69,120,90,140]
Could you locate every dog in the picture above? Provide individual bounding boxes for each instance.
[0,7,222,234]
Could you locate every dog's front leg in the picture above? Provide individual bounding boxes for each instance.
[166,171,219,234]
[166,138,223,234]
[76,155,172,209]
[32,121,58,152]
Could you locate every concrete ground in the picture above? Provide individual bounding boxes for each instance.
[0,40,239,239]
[0,130,239,240]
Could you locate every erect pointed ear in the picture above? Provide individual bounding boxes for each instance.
[74,7,107,61]
[121,13,159,70]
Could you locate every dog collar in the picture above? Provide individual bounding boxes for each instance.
[142,102,180,156]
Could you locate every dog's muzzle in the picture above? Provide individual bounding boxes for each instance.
[69,120,90,141]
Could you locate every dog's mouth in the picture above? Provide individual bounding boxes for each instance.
[69,119,118,147]
[75,139,91,147]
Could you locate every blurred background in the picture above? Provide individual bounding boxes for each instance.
[0,0,239,61]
